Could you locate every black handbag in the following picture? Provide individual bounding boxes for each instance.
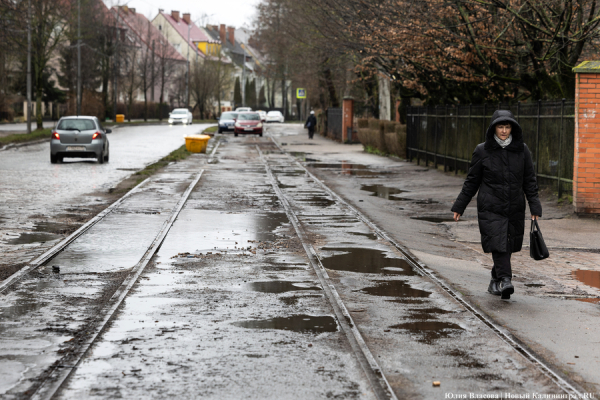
[530,219,549,260]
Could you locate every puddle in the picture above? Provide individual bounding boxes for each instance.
[360,185,408,200]
[278,183,297,189]
[389,321,464,344]
[386,299,426,304]
[34,222,76,234]
[262,263,308,271]
[572,270,600,289]
[524,283,545,288]
[320,248,416,275]
[5,232,62,245]
[575,298,600,304]
[446,349,487,369]
[361,280,430,298]
[347,232,378,240]
[411,216,456,223]
[157,210,290,257]
[305,162,389,176]
[280,297,299,306]
[246,281,322,293]
[414,199,439,205]
[233,315,338,334]
[0,302,48,319]
[407,307,453,320]
[297,196,336,207]
[290,152,318,162]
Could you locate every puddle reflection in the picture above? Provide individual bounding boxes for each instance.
[361,280,430,298]
[246,281,322,293]
[572,269,600,289]
[5,232,62,245]
[389,321,463,344]
[320,248,415,275]
[361,185,408,200]
[233,315,338,334]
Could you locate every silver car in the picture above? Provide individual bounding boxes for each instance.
[168,108,193,125]
[50,116,111,164]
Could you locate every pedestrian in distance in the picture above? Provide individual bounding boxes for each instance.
[305,111,317,139]
[451,110,542,300]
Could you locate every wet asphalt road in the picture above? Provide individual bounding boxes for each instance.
[0,125,592,398]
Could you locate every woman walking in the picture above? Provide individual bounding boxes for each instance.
[451,110,542,300]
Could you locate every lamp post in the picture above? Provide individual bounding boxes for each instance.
[186,23,190,108]
[77,0,81,115]
[26,0,31,133]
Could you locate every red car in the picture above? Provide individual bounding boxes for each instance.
[234,112,263,137]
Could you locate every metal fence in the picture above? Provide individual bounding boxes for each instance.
[406,100,575,197]
[327,107,343,141]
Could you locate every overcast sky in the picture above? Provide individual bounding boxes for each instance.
[103,0,260,28]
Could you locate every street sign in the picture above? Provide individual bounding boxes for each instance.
[296,88,307,99]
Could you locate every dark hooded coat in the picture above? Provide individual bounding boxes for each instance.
[451,110,542,253]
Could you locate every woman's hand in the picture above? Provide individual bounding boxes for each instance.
[531,215,539,220]
[453,212,460,222]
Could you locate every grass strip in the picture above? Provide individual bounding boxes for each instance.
[0,129,51,146]
[134,145,191,179]
[203,126,218,133]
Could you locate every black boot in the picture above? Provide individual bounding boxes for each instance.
[499,277,514,299]
[487,279,501,295]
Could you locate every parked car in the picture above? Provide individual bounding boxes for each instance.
[50,116,111,164]
[235,107,252,112]
[234,112,263,137]
[217,111,239,133]
[168,108,193,125]
[257,110,267,122]
[266,111,285,123]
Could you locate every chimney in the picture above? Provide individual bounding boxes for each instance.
[159,8,164,13]
[130,8,135,14]
[182,13,191,25]
[219,24,226,44]
[171,10,180,22]
[228,26,235,44]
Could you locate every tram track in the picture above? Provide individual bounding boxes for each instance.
[266,135,586,398]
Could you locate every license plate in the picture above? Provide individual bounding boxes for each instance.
[66,146,86,151]
[244,128,254,131]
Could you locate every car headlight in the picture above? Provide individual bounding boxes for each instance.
[257,123,263,128]
[235,122,241,128]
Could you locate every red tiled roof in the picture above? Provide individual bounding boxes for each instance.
[158,11,215,57]
[113,7,186,62]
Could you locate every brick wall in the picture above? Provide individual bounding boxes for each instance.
[574,62,600,214]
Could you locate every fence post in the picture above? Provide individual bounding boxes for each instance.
[342,97,354,143]
[483,103,487,143]
[455,105,459,174]
[444,105,448,172]
[467,104,472,158]
[433,106,438,169]
[425,106,430,167]
[536,99,541,174]
[558,98,565,198]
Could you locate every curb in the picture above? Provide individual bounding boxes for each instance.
[0,138,50,152]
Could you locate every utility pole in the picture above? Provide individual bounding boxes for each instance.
[113,9,120,122]
[242,46,246,106]
[185,23,190,108]
[151,40,155,103]
[77,0,81,115]
[26,0,31,134]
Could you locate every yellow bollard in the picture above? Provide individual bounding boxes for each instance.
[115,114,125,123]
[184,135,211,153]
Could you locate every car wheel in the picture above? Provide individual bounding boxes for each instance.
[259,133,263,137]
[97,151,104,164]
[234,132,239,137]
[50,153,57,164]
[104,151,109,163]
[218,128,223,133]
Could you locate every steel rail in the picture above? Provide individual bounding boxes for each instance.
[268,137,586,398]
[30,169,205,400]
[1,139,221,296]
[256,145,398,400]
[0,176,152,295]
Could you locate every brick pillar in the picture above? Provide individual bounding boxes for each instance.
[573,61,600,214]
[395,100,401,122]
[342,97,354,142]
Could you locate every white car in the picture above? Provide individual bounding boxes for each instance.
[266,111,285,123]
[168,108,193,125]
[235,107,252,112]
[257,110,267,122]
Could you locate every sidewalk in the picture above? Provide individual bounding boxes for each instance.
[273,125,600,392]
